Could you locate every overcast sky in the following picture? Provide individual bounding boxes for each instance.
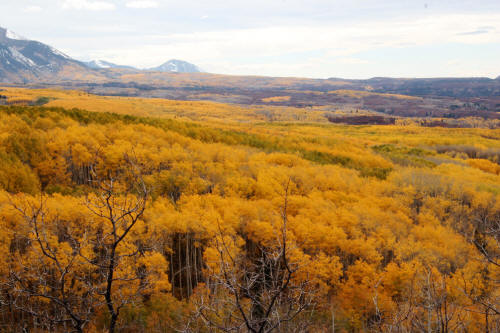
[1,0,500,79]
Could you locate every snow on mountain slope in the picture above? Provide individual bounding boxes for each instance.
[85,60,111,69]
[149,59,201,73]
[84,59,136,70]
[0,26,97,83]
[5,29,26,41]
[7,46,36,67]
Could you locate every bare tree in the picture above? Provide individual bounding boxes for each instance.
[459,272,500,333]
[471,209,500,268]
[7,196,99,333]
[462,204,500,330]
[189,181,315,333]
[5,156,152,333]
[408,267,467,333]
[83,156,150,333]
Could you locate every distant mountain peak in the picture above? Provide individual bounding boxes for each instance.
[87,60,112,69]
[150,59,201,73]
[6,30,26,41]
[84,59,136,70]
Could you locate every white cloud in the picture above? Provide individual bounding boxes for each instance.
[40,8,500,78]
[82,12,499,78]
[126,1,158,9]
[336,58,370,65]
[24,5,42,12]
[62,0,116,11]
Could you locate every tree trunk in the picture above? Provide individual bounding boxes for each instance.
[331,308,335,333]
[178,235,183,299]
[485,309,489,333]
[106,246,118,333]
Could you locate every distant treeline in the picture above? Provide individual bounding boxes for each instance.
[327,115,396,125]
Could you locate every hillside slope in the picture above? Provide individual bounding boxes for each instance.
[0,27,104,83]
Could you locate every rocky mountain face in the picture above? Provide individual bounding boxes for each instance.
[0,27,94,83]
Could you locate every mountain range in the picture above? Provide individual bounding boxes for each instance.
[0,27,202,83]
[84,59,201,73]
[0,26,499,101]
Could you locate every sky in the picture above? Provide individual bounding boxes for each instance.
[1,0,500,79]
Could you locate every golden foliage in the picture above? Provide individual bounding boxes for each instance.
[0,91,498,331]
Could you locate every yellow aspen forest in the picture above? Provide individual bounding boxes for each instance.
[0,88,498,333]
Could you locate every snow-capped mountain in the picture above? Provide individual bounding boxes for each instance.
[149,59,201,73]
[0,26,92,83]
[84,59,136,70]
[0,27,204,83]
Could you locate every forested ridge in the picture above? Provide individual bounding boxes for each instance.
[0,100,498,332]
